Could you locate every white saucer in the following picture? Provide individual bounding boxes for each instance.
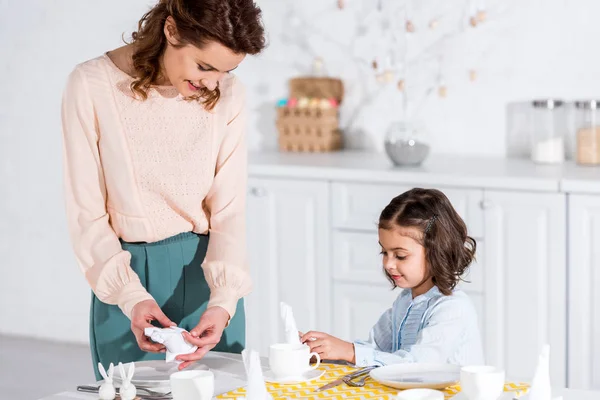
[449,392,517,400]
[263,368,324,384]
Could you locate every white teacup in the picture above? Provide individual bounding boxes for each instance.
[170,370,214,400]
[269,343,321,379]
[460,366,505,400]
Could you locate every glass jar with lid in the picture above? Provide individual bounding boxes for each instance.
[574,100,600,166]
[530,99,566,164]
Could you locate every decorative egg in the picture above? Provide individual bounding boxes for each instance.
[309,98,320,108]
[288,98,298,108]
[298,97,310,108]
[276,98,288,107]
[329,98,339,108]
[320,99,332,109]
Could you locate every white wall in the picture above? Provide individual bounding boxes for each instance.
[1,0,598,344]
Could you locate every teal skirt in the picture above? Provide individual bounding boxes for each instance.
[89,232,245,380]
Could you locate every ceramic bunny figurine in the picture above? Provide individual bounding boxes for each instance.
[98,362,116,400]
[118,362,137,400]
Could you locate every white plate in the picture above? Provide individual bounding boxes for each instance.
[263,368,324,384]
[449,393,517,400]
[113,360,208,387]
[370,363,460,390]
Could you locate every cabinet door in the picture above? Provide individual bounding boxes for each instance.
[245,177,330,356]
[567,194,600,390]
[332,283,400,342]
[483,190,566,386]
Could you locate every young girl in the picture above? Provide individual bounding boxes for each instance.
[301,188,484,366]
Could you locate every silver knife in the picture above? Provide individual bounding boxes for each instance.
[315,365,379,392]
[77,385,172,399]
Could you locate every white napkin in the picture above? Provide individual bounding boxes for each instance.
[237,349,272,400]
[520,344,558,400]
[280,302,300,345]
[144,326,198,363]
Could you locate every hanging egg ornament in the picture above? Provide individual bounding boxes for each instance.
[476,10,487,23]
[438,85,448,98]
[337,0,344,10]
[383,70,394,83]
[429,19,439,30]
[397,79,405,91]
[469,70,477,82]
[372,59,378,70]
[469,16,478,27]
[405,20,416,33]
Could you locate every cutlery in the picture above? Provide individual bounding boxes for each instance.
[315,365,379,392]
[77,385,172,399]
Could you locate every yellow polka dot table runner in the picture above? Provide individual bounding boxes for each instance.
[216,364,529,399]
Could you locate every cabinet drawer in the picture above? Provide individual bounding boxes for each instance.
[332,182,484,238]
[333,230,484,293]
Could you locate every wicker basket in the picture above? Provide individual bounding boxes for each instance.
[276,77,344,152]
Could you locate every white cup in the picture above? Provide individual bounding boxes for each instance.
[170,370,214,400]
[269,343,321,379]
[460,366,505,400]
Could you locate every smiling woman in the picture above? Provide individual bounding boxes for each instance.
[60,0,265,380]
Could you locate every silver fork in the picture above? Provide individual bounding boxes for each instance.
[342,366,378,387]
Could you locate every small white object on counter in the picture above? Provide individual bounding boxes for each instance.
[144,326,198,363]
[97,363,116,400]
[531,137,565,164]
[280,302,301,345]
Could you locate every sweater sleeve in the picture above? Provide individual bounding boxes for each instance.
[61,66,154,319]
[201,77,252,319]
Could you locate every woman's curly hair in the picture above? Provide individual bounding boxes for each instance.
[128,0,265,110]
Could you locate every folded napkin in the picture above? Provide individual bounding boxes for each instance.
[237,349,272,400]
[520,344,561,400]
[144,326,198,363]
[280,302,300,345]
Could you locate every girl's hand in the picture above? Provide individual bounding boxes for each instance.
[300,331,356,364]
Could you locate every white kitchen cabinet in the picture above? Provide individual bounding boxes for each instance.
[244,177,331,356]
[332,182,484,238]
[483,190,566,386]
[332,283,400,342]
[241,152,600,391]
[567,194,600,391]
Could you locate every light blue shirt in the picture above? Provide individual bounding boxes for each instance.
[353,286,484,367]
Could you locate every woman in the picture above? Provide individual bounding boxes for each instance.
[61,0,265,379]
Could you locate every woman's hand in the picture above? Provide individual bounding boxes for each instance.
[301,331,356,364]
[176,306,230,369]
[130,300,176,353]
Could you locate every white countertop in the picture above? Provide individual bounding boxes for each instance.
[248,151,600,194]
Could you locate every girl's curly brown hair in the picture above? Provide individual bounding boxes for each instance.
[378,188,476,295]
[128,0,265,110]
